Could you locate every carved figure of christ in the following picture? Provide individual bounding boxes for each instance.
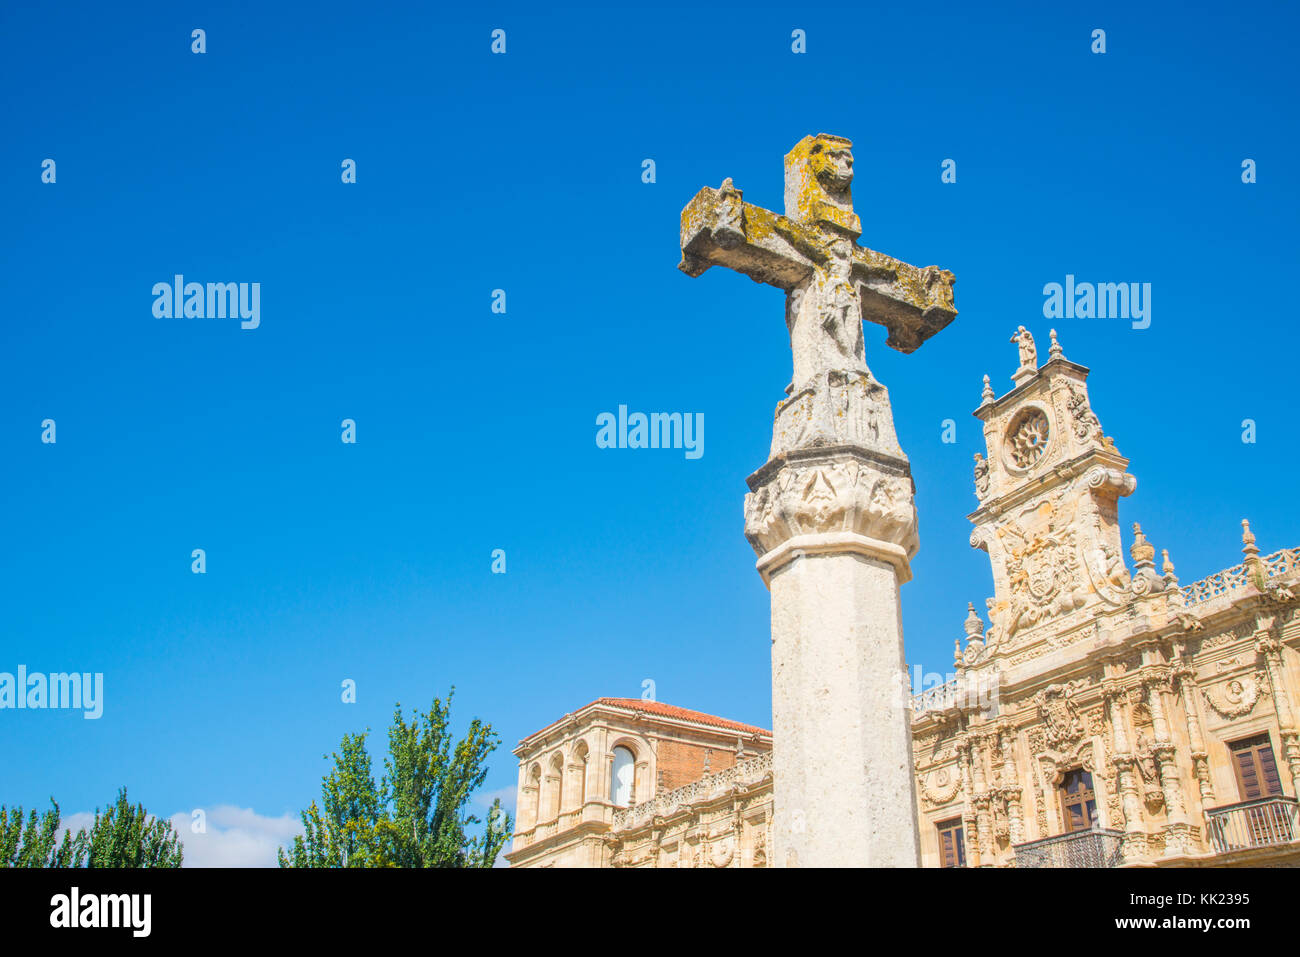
[678,135,957,394]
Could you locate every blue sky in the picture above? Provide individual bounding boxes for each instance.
[2,1,1297,864]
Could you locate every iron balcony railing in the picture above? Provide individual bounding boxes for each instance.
[1205,796,1299,854]
[1012,828,1124,868]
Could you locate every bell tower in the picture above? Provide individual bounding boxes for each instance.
[967,329,1137,650]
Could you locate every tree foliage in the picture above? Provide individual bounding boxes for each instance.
[279,690,512,868]
[1,788,183,868]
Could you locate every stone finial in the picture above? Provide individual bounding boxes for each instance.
[954,638,963,669]
[1160,547,1182,595]
[1130,522,1155,567]
[1242,518,1265,581]
[1241,518,1258,557]
[1161,548,1186,609]
[980,374,995,404]
[960,602,986,661]
[1048,328,1064,361]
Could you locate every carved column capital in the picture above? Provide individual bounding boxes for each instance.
[744,447,918,583]
[1101,678,1129,700]
[1255,632,1282,658]
[1137,665,1173,691]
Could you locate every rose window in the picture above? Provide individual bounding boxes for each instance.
[1006,408,1050,469]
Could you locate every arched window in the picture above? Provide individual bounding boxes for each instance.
[611,746,635,806]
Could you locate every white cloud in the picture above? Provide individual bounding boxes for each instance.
[59,811,96,837]
[59,795,516,868]
[169,806,303,868]
[54,805,299,868]
[475,785,516,816]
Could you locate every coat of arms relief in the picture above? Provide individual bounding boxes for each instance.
[976,471,1134,647]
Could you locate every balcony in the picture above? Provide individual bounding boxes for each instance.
[1013,828,1124,868]
[1205,797,1299,854]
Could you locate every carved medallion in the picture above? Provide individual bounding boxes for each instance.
[1202,673,1269,719]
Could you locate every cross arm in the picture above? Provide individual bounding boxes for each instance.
[678,182,815,290]
[850,246,957,354]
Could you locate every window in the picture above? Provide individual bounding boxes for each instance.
[1229,734,1283,800]
[611,747,635,807]
[1059,768,1097,833]
[936,818,965,868]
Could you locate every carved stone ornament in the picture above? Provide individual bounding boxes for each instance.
[1202,672,1270,719]
[1066,383,1102,441]
[991,495,1085,639]
[743,455,917,559]
[1004,406,1051,471]
[710,837,735,868]
[1036,682,1087,750]
[973,452,991,499]
[918,765,962,808]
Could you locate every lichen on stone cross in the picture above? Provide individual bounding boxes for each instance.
[678,133,957,393]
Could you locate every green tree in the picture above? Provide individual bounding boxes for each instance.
[1,788,183,867]
[280,690,512,868]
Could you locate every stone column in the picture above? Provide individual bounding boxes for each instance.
[564,761,584,817]
[745,405,923,866]
[1256,617,1300,793]
[1173,657,1215,808]
[543,768,561,823]
[955,739,981,866]
[1102,675,1146,859]
[965,733,993,860]
[998,724,1025,846]
[680,134,957,869]
[516,765,538,835]
[1143,669,1191,855]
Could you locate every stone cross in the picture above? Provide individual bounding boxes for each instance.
[678,134,958,867]
[680,134,955,382]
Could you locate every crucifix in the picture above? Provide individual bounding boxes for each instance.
[678,134,958,867]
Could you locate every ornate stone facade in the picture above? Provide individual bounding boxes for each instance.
[506,699,771,868]
[509,331,1300,868]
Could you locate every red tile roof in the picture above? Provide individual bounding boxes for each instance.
[596,698,770,736]
[520,697,771,745]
